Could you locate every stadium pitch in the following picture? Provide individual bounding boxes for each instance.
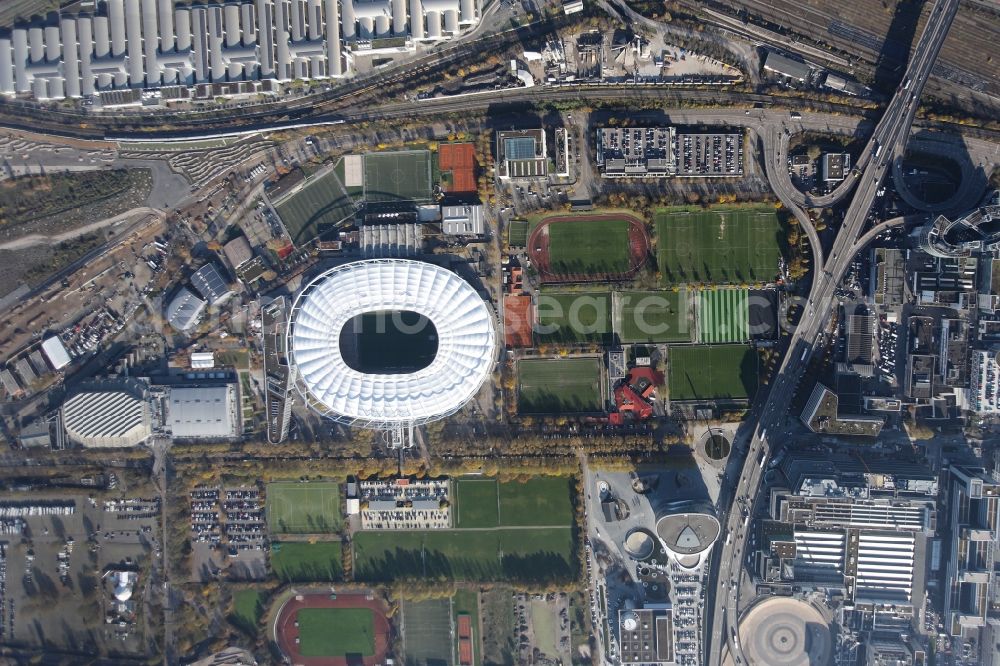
[363,150,433,202]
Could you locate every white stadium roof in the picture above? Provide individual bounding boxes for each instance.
[288,259,496,427]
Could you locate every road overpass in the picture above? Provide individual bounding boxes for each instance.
[706,0,961,664]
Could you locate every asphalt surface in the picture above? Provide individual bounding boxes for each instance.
[706,0,962,663]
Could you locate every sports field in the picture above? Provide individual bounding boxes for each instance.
[298,608,375,657]
[668,344,758,401]
[656,207,782,285]
[402,599,454,666]
[535,292,612,344]
[455,476,575,528]
[548,218,631,275]
[273,169,355,245]
[616,290,692,343]
[508,220,529,247]
[453,589,480,666]
[698,289,750,343]
[270,541,343,582]
[353,527,575,582]
[518,357,603,413]
[364,150,433,202]
[267,482,341,534]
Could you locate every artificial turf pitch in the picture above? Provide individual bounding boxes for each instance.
[518,357,602,413]
[547,218,632,275]
[698,289,750,343]
[363,150,433,202]
[297,608,375,657]
[616,290,692,343]
[266,481,341,534]
[273,169,355,245]
[534,292,612,344]
[668,344,758,400]
[656,208,782,285]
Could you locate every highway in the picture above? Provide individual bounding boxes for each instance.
[706,0,961,663]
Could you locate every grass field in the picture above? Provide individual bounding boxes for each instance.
[273,169,355,245]
[353,527,575,582]
[270,541,343,582]
[668,344,758,400]
[656,207,782,285]
[364,150,433,202]
[616,290,692,343]
[403,598,454,666]
[508,220,529,247]
[297,608,375,657]
[535,292,612,344]
[698,290,750,343]
[548,218,632,275]
[518,357,602,413]
[455,478,501,528]
[498,476,574,527]
[531,600,559,659]
[455,477,575,528]
[231,589,266,634]
[266,482,341,534]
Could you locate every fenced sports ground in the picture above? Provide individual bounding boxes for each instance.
[656,207,782,285]
[668,344,759,400]
[274,592,389,666]
[266,481,341,534]
[363,150,433,202]
[518,357,603,413]
[697,289,750,343]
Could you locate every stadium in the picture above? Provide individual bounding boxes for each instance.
[287,259,496,443]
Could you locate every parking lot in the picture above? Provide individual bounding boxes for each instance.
[676,133,743,176]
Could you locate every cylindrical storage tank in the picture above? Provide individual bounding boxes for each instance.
[28,27,44,62]
[158,0,175,49]
[60,19,81,98]
[426,10,441,38]
[124,0,145,84]
[174,9,191,51]
[444,9,458,33]
[0,38,13,95]
[108,0,126,56]
[240,4,256,45]
[460,0,474,22]
[323,0,342,76]
[289,0,304,41]
[44,25,60,61]
[409,0,424,38]
[392,0,407,34]
[307,0,322,40]
[375,15,391,36]
[341,1,356,40]
[358,16,374,39]
[93,16,110,58]
[224,4,241,46]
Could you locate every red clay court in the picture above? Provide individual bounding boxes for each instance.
[439,143,477,193]
[504,294,533,348]
[527,213,650,284]
[275,592,390,666]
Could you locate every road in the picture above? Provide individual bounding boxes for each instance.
[706,0,961,663]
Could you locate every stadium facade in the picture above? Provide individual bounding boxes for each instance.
[287,259,496,443]
[0,0,480,101]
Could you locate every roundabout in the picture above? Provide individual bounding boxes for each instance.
[737,597,832,666]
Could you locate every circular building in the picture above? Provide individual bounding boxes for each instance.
[623,529,656,561]
[738,597,832,666]
[654,504,721,569]
[287,259,496,428]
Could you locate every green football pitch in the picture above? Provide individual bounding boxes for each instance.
[518,357,603,413]
[656,208,782,285]
[535,292,612,344]
[297,608,374,657]
[273,169,355,245]
[668,344,758,400]
[364,150,433,202]
[508,220,529,247]
[547,218,632,275]
[455,477,574,528]
[270,541,342,582]
[698,289,750,343]
[266,482,341,534]
[616,290,692,343]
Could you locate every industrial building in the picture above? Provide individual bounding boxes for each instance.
[61,380,153,448]
[190,263,233,306]
[0,0,480,102]
[165,384,240,440]
[763,50,811,82]
[441,204,484,235]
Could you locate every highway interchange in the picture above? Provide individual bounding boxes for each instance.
[706,0,962,663]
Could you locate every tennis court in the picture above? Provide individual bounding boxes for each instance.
[698,289,750,343]
[438,142,476,193]
[668,344,758,401]
[267,482,341,534]
[518,356,603,413]
[656,207,782,285]
[615,290,692,343]
[364,150,433,202]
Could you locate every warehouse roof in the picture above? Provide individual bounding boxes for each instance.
[165,287,206,332]
[166,385,238,440]
[190,263,232,305]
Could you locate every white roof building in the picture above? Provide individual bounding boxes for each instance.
[165,286,206,332]
[41,336,72,370]
[287,259,496,428]
[190,352,216,369]
[62,386,152,448]
[165,384,239,440]
[441,204,484,235]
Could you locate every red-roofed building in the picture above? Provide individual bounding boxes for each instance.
[609,366,662,424]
